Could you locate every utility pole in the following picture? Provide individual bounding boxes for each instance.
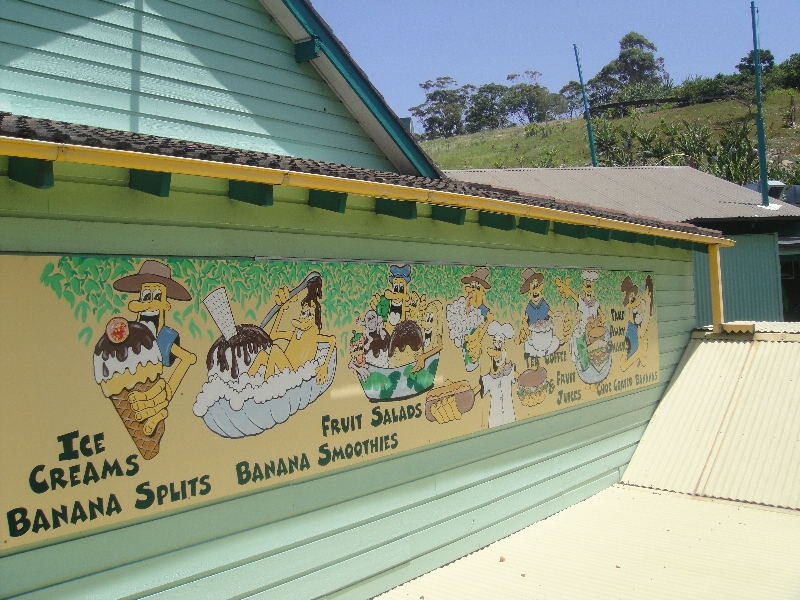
[751,1,769,206]
[574,44,598,167]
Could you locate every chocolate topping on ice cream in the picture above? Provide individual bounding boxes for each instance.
[207,324,272,379]
[388,320,424,357]
[94,321,156,373]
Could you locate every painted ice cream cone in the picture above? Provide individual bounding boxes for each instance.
[109,381,165,460]
[93,318,166,459]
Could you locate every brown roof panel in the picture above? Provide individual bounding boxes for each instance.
[446,167,800,222]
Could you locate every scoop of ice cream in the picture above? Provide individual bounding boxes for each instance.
[206,324,272,380]
[93,320,162,387]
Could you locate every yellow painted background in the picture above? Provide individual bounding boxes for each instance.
[0,255,659,550]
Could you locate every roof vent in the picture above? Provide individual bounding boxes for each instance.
[744,180,786,200]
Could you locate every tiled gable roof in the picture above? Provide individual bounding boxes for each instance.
[0,112,722,239]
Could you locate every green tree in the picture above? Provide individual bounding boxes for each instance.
[464,83,509,133]
[736,49,775,76]
[409,77,470,140]
[559,80,583,118]
[772,54,800,90]
[587,32,668,105]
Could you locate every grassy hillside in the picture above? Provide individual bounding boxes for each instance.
[421,89,800,171]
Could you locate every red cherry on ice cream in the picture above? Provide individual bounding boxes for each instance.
[107,317,129,343]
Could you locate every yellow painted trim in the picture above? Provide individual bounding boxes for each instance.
[708,244,725,332]
[0,136,734,247]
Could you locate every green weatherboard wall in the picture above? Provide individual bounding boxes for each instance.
[0,0,397,171]
[0,159,696,598]
[693,234,783,326]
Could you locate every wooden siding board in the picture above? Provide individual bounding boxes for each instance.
[329,472,621,600]
[1,0,397,169]
[0,71,382,152]
[0,20,344,102]
[14,0,298,59]
[0,93,396,169]
[144,447,640,599]
[0,42,359,121]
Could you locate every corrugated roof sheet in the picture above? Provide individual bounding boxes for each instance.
[623,332,800,509]
[445,167,800,223]
[622,339,752,494]
[379,484,800,600]
[754,321,800,333]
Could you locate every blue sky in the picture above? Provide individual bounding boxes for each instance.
[313,0,797,120]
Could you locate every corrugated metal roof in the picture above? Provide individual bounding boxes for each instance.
[622,339,752,493]
[623,333,800,509]
[754,322,800,333]
[378,484,800,600]
[697,341,800,509]
[445,167,800,222]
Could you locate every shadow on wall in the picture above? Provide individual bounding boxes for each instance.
[1,0,389,167]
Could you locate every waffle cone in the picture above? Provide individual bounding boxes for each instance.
[110,378,165,460]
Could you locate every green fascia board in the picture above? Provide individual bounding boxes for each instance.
[518,217,550,235]
[228,180,274,207]
[280,0,440,179]
[295,36,321,62]
[308,189,346,213]
[610,230,638,244]
[586,227,612,241]
[431,205,466,225]
[553,222,586,239]
[375,197,416,220]
[479,212,516,231]
[8,157,54,189]
[129,170,171,197]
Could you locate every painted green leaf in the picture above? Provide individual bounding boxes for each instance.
[40,263,54,283]
[78,326,93,346]
[188,319,202,339]
[63,289,75,308]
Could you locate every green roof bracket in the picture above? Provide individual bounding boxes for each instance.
[610,230,638,244]
[129,169,170,197]
[518,217,551,235]
[308,189,346,213]
[8,156,54,189]
[553,222,586,239]
[228,180,273,206]
[375,197,416,220]
[295,36,321,63]
[431,205,466,225]
[586,227,612,241]
[655,237,679,248]
[479,212,516,231]
[637,234,656,246]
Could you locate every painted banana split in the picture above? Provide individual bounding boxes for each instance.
[1,255,659,548]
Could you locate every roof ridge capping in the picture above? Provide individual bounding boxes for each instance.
[0,112,726,243]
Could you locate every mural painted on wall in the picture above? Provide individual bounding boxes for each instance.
[0,255,660,550]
